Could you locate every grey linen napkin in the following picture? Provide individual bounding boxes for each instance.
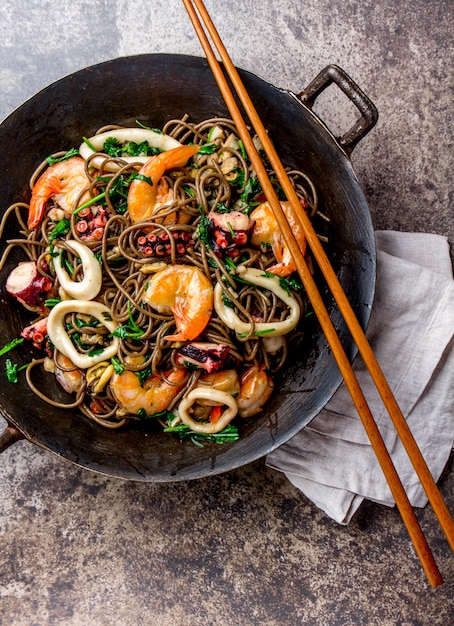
[266,230,454,524]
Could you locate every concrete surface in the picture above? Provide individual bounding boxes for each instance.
[0,1,453,624]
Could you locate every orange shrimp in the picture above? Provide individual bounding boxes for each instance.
[197,364,273,417]
[237,364,274,418]
[110,367,186,417]
[28,157,91,230]
[250,200,307,277]
[53,354,85,394]
[127,145,199,223]
[143,264,213,342]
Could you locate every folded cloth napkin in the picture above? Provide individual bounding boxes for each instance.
[266,230,454,524]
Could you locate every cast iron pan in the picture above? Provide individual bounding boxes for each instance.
[0,55,377,481]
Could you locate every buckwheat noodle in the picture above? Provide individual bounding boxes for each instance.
[0,116,324,436]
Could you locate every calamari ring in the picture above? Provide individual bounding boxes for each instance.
[47,300,119,369]
[178,388,238,434]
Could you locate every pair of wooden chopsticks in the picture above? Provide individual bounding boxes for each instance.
[182,0,454,586]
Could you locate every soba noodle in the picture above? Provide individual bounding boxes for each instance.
[0,116,323,442]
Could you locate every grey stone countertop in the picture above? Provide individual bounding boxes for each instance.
[0,1,453,624]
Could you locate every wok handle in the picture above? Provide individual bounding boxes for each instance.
[0,420,24,453]
[298,64,378,154]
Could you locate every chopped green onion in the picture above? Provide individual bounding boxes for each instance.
[73,192,106,215]
[82,136,97,151]
[44,297,62,307]
[238,139,248,160]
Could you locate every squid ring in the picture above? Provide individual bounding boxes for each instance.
[178,388,238,434]
[47,300,119,369]
[53,240,102,300]
[79,128,181,171]
[214,266,300,337]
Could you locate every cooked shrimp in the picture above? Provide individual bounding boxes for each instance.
[197,369,241,403]
[143,264,214,342]
[127,145,199,223]
[28,157,91,230]
[237,364,273,418]
[53,354,85,395]
[110,367,186,417]
[250,200,307,277]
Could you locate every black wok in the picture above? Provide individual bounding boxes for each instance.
[0,55,377,481]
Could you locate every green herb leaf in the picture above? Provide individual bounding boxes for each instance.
[196,209,211,247]
[129,141,161,157]
[112,301,144,340]
[215,202,230,214]
[0,337,24,357]
[48,219,71,242]
[198,142,217,155]
[45,148,79,166]
[103,137,123,157]
[221,292,234,308]
[44,297,62,307]
[224,257,237,274]
[5,358,28,383]
[183,186,196,197]
[240,176,262,203]
[5,359,18,383]
[163,423,240,445]
[82,136,97,151]
[73,192,107,215]
[75,316,100,329]
[112,326,143,340]
[61,252,74,276]
[110,357,125,375]
[278,275,303,295]
[134,365,152,387]
[135,120,163,133]
[128,172,153,186]
[104,136,162,159]
[231,168,245,187]
[88,347,105,357]
[238,139,248,160]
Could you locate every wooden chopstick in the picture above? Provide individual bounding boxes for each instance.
[183,0,453,586]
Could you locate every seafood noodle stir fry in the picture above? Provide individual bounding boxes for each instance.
[0,117,323,444]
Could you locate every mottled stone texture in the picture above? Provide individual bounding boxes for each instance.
[0,0,453,624]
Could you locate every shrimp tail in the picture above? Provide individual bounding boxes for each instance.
[128,145,200,223]
[28,199,45,230]
[28,174,61,230]
[165,303,192,341]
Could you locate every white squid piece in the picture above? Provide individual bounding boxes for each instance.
[79,128,182,171]
[178,387,239,434]
[47,300,119,369]
[53,240,102,300]
[214,266,300,337]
